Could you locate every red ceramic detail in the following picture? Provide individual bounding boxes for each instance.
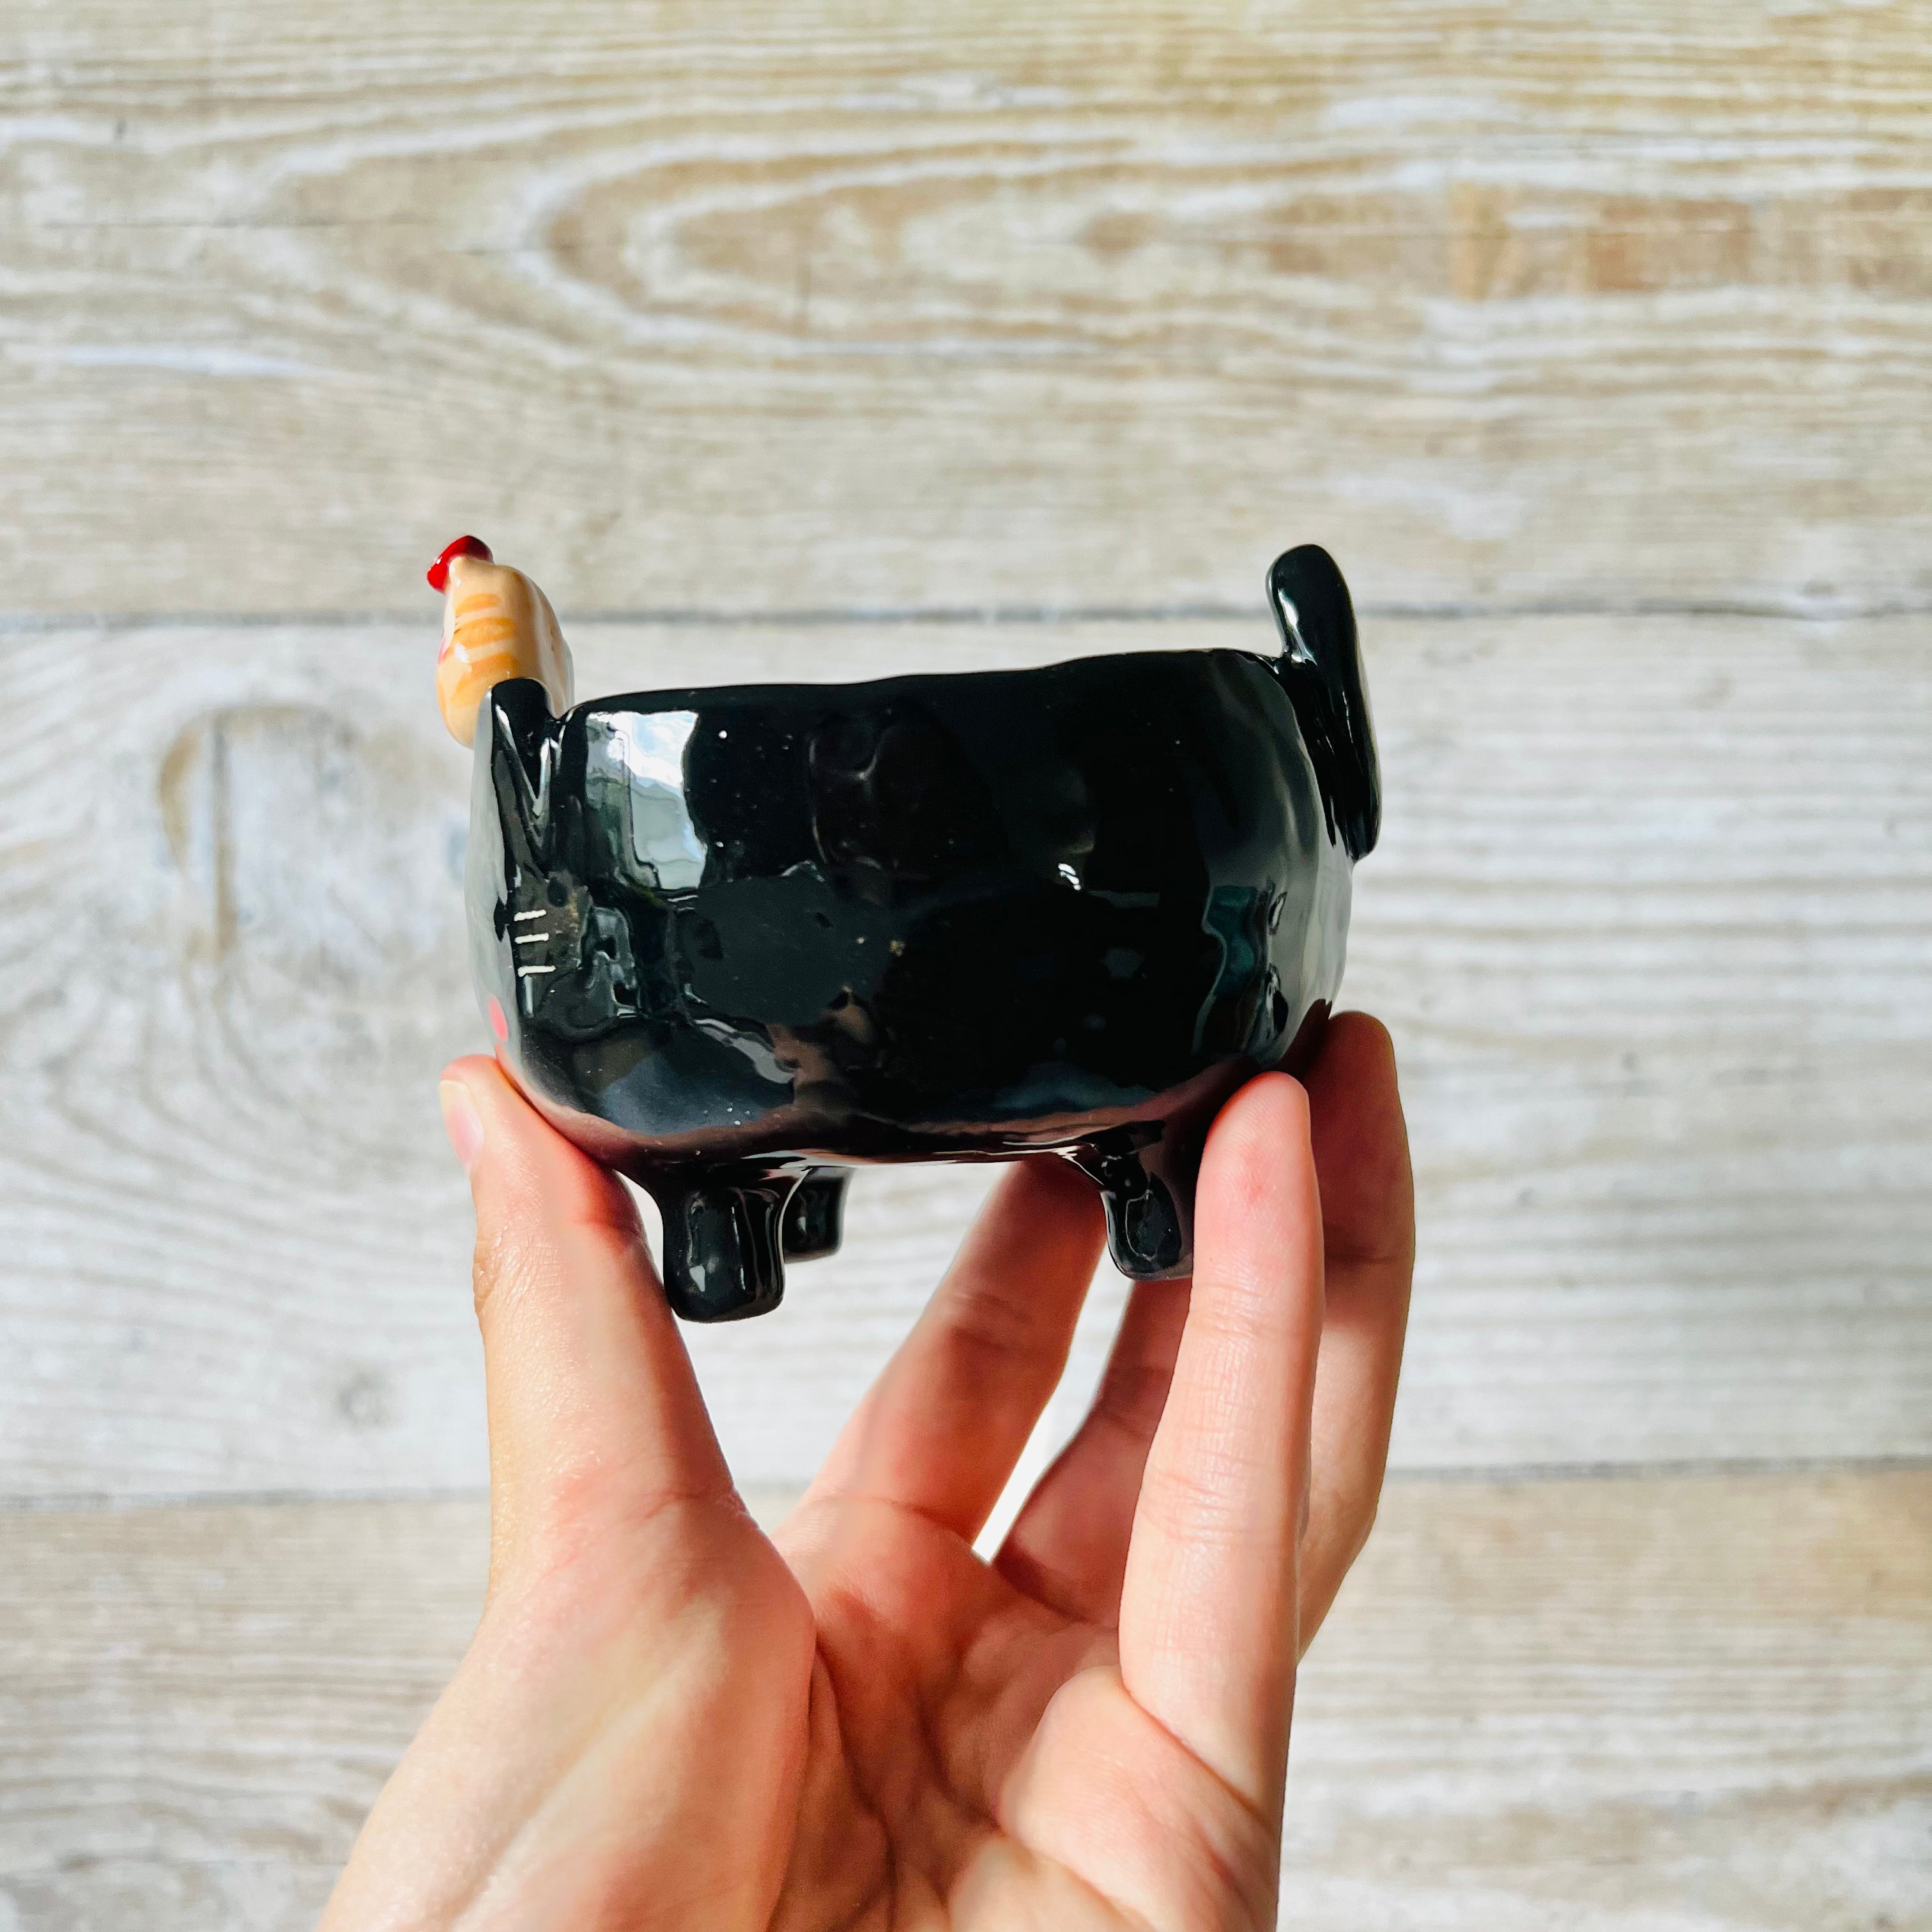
[427,535,493,593]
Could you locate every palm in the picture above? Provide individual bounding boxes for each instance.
[765,1014,1409,1929]
[325,1016,1411,1932]
[772,1501,1117,1926]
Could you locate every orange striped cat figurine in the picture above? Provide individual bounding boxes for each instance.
[429,537,574,745]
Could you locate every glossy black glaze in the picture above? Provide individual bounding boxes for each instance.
[467,544,1378,1320]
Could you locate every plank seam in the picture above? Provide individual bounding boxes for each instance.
[4,596,1932,634]
[4,1455,1928,1515]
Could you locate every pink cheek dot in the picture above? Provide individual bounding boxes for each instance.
[488,996,508,1043]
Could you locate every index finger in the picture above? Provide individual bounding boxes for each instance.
[1115,1071,1323,1820]
[441,1055,733,1583]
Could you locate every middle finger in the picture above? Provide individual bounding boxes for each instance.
[993,1276,1190,1621]
[802,1155,1106,1544]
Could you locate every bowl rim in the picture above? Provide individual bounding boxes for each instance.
[536,641,1288,726]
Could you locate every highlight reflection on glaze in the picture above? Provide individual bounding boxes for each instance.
[447,542,1379,1322]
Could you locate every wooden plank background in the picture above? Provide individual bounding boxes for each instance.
[1,3,1928,1926]
[8,0,1932,618]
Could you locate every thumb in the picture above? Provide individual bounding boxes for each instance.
[438,1056,733,1581]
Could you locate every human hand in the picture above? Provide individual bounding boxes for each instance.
[321,1014,1413,1931]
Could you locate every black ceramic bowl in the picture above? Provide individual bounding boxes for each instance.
[467,544,1379,1319]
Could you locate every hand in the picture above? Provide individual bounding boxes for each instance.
[322,1015,1413,1931]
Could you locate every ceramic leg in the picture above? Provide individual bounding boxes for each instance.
[782,1167,850,1262]
[654,1169,793,1322]
[1068,1124,1206,1281]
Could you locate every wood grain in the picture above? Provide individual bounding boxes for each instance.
[5,1,1931,617]
[1,612,1926,1498]
[1,1475,1924,1929]
[1282,1472,1932,1931]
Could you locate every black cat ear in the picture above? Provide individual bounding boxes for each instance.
[1265,546,1381,861]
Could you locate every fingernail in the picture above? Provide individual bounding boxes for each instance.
[440,1080,485,1174]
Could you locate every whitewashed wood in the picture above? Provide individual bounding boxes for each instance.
[0,613,1925,1498]
[1,1476,1924,1929]
[5,1,1931,617]
[1280,1472,1932,1930]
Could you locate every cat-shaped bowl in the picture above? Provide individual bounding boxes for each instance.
[467,544,1379,1319]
